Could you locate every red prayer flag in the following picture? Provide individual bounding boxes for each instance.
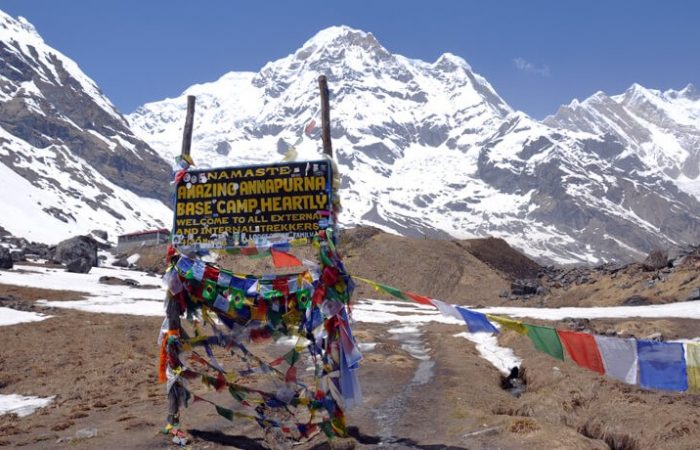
[304,119,317,136]
[271,249,303,267]
[405,291,435,306]
[285,366,297,383]
[557,330,605,374]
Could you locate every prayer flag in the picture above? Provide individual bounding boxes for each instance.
[455,306,499,334]
[487,314,527,335]
[215,405,234,421]
[686,343,700,393]
[637,340,688,391]
[404,291,434,306]
[377,282,409,301]
[271,249,303,267]
[557,330,605,374]
[594,335,638,384]
[525,324,564,360]
[430,299,462,321]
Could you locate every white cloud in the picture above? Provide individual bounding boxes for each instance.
[513,57,551,77]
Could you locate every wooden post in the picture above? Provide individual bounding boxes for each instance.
[180,95,196,158]
[165,95,196,428]
[318,75,333,157]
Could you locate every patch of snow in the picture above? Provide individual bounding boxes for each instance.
[454,331,521,375]
[0,394,54,417]
[2,264,164,316]
[475,301,700,320]
[0,307,50,326]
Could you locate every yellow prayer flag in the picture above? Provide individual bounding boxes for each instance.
[687,342,700,393]
[487,314,528,335]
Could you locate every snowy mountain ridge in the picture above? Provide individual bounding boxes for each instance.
[0,10,171,244]
[128,25,700,264]
[1,11,698,264]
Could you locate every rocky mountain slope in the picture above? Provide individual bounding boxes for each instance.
[544,83,700,198]
[128,26,700,265]
[0,11,171,244]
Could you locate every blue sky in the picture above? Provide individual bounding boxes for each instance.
[2,0,698,118]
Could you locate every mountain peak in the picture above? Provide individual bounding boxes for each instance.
[434,52,472,72]
[679,83,698,100]
[300,25,384,53]
[0,10,43,42]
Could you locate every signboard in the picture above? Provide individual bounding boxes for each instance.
[171,160,333,249]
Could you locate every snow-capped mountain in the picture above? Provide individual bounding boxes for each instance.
[0,11,171,244]
[128,25,700,264]
[544,83,700,199]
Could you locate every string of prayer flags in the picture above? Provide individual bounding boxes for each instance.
[593,335,638,384]
[637,341,688,391]
[340,276,699,394]
[557,330,605,374]
[524,324,564,360]
[686,343,700,393]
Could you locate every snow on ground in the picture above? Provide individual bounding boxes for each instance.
[474,301,700,320]
[0,394,54,417]
[454,332,521,374]
[1,264,164,316]
[0,307,50,326]
[353,299,520,374]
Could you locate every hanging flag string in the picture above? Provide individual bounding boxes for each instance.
[352,276,697,394]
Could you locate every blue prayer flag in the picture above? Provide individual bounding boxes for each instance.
[637,340,688,391]
[455,306,499,334]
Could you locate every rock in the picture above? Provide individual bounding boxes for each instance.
[113,257,129,267]
[88,230,111,250]
[687,287,700,301]
[622,295,650,306]
[98,276,139,286]
[642,249,668,271]
[74,427,97,439]
[563,317,590,332]
[644,332,664,342]
[10,249,23,262]
[53,236,98,273]
[535,286,550,296]
[90,229,108,241]
[604,329,618,336]
[0,246,13,269]
[510,279,540,296]
[66,257,92,274]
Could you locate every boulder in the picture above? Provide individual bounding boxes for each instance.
[53,236,99,273]
[65,257,92,274]
[622,295,650,306]
[0,246,13,269]
[510,279,540,296]
[642,249,668,271]
[687,287,700,301]
[88,230,111,250]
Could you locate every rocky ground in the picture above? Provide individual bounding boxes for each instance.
[0,227,699,449]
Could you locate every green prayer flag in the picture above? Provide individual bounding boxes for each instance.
[320,421,334,438]
[215,404,235,421]
[284,349,300,366]
[228,385,246,402]
[202,279,218,302]
[228,287,247,309]
[378,283,409,301]
[525,324,564,360]
[296,289,311,309]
